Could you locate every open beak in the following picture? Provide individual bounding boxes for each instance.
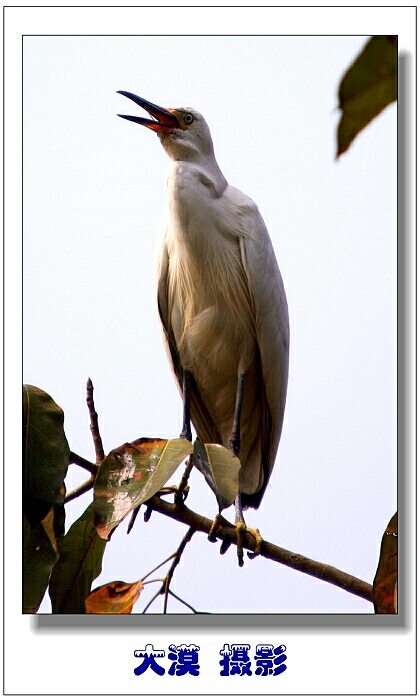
[117,91,180,133]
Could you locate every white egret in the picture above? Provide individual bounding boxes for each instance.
[118,92,289,564]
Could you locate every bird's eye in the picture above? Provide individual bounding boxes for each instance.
[184,113,194,124]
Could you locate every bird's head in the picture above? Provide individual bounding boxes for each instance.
[117,91,214,161]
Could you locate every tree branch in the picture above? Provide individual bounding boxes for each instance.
[162,526,196,613]
[86,377,105,464]
[69,451,98,475]
[146,495,373,604]
[65,475,95,503]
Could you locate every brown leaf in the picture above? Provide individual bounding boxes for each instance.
[373,512,397,613]
[85,579,144,614]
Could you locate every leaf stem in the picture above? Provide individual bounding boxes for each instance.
[142,553,177,583]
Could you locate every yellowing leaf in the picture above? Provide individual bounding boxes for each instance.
[336,36,397,157]
[193,441,240,510]
[86,579,144,614]
[373,512,397,614]
[93,437,192,539]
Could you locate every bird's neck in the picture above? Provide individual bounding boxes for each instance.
[171,153,227,195]
[166,158,228,248]
[165,156,232,290]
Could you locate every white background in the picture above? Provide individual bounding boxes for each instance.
[5,4,416,696]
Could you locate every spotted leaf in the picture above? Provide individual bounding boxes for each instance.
[93,437,192,539]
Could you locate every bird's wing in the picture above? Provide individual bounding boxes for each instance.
[228,187,290,506]
[156,233,222,444]
[156,236,182,383]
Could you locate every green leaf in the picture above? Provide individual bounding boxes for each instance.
[336,36,397,157]
[193,441,240,510]
[23,385,70,527]
[49,505,107,613]
[373,512,398,614]
[23,513,59,613]
[93,437,192,539]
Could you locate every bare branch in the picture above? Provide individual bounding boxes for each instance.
[142,554,176,583]
[167,588,198,613]
[86,378,105,464]
[162,526,196,613]
[146,495,373,603]
[65,443,373,606]
[175,456,193,504]
[69,451,98,475]
[64,475,95,503]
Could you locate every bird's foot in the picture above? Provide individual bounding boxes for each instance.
[208,513,224,542]
[210,512,264,566]
[221,523,264,566]
[235,520,247,567]
[246,527,264,559]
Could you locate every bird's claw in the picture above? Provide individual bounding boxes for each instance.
[210,516,264,566]
[235,520,247,567]
[247,528,264,559]
[219,534,232,555]
[208,513,223,542]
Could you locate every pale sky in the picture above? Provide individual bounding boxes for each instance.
[23,34,397,615]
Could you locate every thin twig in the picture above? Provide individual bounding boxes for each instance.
[142,588,162,614]
[140,529,197,613]
[175,456,193,504]
[162,526,196,613]
[69,451,98,475]
[64,475,95,503]
[142,553,177,583]
[168,589,197,613]
[86,377,105,464]
[146,495,373,603]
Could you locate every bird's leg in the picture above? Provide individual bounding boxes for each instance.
[233,491,246,567]
[226,373,248,567]
[209,374,246,552]
[208,512,223,542]
[232,491,264,564]
[179,369,192,443]
[226,373,264,565]
[228,373,245,457]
